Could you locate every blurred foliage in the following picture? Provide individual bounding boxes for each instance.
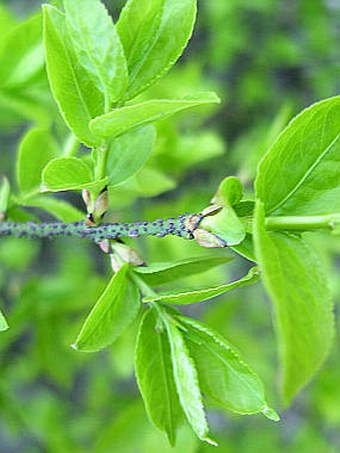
[0,0,339,451]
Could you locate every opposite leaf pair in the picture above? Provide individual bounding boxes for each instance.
[43,0,216,147]
[72,252,278,444]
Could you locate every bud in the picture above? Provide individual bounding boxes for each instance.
[82,189,91,209]
[193,228,226,248]
[98,239,110,253]
[211,176,243,207]
[200,206,246,246]
[111,241,145,266]
[93,186,108,222]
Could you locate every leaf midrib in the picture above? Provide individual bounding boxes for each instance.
[157,328,175,439]
[47,7,93,124]
[269,132,340,214]
[187,325,264,408]
[145,270,257,303]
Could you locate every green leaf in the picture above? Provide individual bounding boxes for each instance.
[134,255,232,286]
[41,157,107,192]
[255,96,340,216]
[43,5,104,146]
[0,177,10,214]
[143,267,259,305]
[107,126,156,185]
[73,264,140,352]
[90,93,220,139]
[0,310,9,331]
[135,308,184,445]
[16,128,59,195]
[253,201,334,403]
[117,0,197,100]
[63,0,128,107]
[42,157,91,190]
[0,14,44,88]
[200,206,246,246]
[175,315,278,419]
[22,195,84,222]
[164,314,216,446]
[212,176,243,207]
[230,234,256,262]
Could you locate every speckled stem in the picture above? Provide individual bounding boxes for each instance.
[0,214,200,243]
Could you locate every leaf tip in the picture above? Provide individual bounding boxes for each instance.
[262,406,280,422]
[204,436,219,447]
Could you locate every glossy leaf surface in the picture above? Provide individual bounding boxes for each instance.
[74,264,140,352]
[134,255,232,286]
[90,93,220,139]
[117,0,197,100]
[253,201,334,402]
[64,0,128,106]
[135,308,184,445]
[43,5,104,145]
[165,315,216,445]
[143,267,259,305]
[42,157,92,192]
[255,96,340,216]
[106,126,155,185]
[176,315,278,419]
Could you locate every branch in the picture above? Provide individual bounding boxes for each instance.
[0,214,197,243]
[265,214,340,232]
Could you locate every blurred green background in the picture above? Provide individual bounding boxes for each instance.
[0,0,339,451]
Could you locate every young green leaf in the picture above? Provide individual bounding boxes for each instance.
[134,255,232,286]
[164,315,216,446]
[43,5,104,146]
[135,308,184,445]
[212,176,243,207]
[63,0,128,108]
[16,128,59,195]
[73,263,140,352]
[200,206,246,246]
[106,126,156,185]
[175,315,278,420]
[0,310,9,331]
[0,14,44,88]
[255,96,340,216]
[253,201,334,403]
[90,93,220,139]
[42,157,91,191]
[230,234,256,263]
[117,0,197,100]
[143,267,259,305]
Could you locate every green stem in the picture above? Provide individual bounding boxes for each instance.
[94,142,109,181]
[130,271,158,299]
[1,213,338,243]
[63,134,80,157]
[265,214,340,231]
[0,215,194,242]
